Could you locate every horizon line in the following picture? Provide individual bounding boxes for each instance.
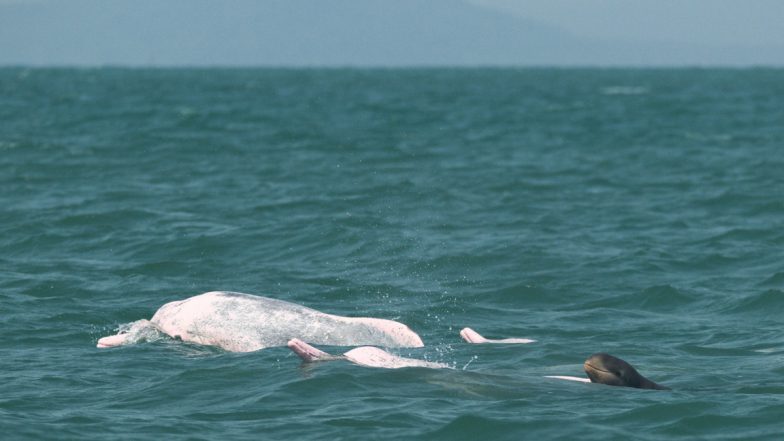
[3,63,784,70]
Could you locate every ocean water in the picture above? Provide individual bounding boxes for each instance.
[1,68,783,440]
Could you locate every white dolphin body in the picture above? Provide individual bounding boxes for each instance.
[97,291,424,352]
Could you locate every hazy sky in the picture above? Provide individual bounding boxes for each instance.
[1,0,782,66]
[472,0,784,47]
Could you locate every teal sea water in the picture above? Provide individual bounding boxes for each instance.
[2,68,783,440]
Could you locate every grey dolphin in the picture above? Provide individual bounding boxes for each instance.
[583,353,669,390]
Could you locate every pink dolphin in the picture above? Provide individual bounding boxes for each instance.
[97,291,424,352]
[288,338,450,369]
[287,328,536,370]
[459,327,536,344]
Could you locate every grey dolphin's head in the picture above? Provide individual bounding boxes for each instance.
[583,353,669,390]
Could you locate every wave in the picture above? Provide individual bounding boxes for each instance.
[759,272,784,287]
[581,284,697,313]
[722,289,784,317]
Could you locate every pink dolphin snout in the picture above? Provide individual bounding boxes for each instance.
[96,333,131,348]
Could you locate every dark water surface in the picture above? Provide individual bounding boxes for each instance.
[2,68,783,440]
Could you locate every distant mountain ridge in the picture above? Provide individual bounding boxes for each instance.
[1,0,782,66]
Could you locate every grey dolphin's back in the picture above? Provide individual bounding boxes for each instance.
[150,291,417,352]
